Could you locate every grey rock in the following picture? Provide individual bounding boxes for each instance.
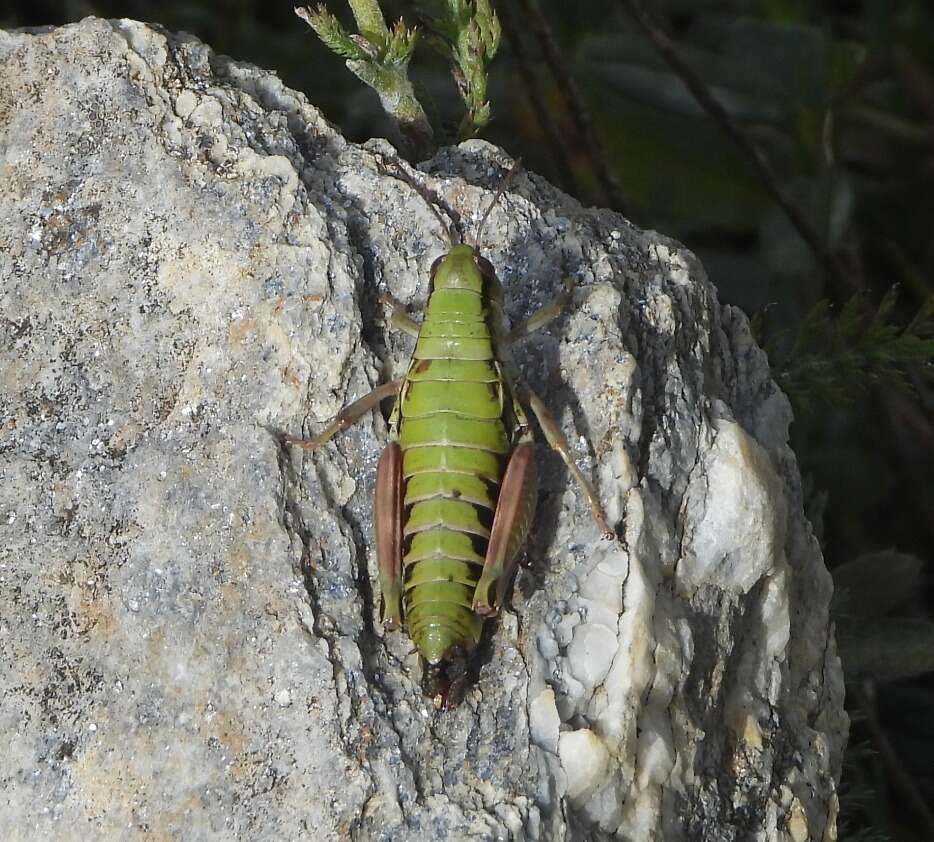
[0,17,847,842]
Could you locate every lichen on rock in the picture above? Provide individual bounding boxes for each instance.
[0,17,846,842]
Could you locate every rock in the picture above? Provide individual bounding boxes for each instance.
[529,688,560,755]
[0,17,846,842]
[558,729,609,804]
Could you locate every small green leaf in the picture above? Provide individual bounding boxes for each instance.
[385,19,420,66]
[831,551,923,621]
[837,618,934,681]
[771,290,934,406]
[474,0,501,54]
[298,6,369,61]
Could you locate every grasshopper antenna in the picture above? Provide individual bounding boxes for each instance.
[474,158,523,251]
[375,154,458,247]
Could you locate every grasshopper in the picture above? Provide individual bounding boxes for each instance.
[287,159,614,697]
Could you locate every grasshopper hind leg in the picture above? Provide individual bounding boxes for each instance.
[473,442,538,616]
[375,442,403,630]
[524,387,615,539]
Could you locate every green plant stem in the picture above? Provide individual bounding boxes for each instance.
[295,4,434,159]
[348,0,389,41]
[348,59,434,158]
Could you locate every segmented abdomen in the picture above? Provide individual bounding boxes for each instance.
[398,289,505,664]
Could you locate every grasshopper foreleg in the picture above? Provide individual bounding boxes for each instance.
[507,279,574,344]
[284,378,402,450]
[524,387,616,540]
[380,294,421,339]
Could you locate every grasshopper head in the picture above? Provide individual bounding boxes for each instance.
[430,244,504,302]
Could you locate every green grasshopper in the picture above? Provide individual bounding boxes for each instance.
[287,160,614,697]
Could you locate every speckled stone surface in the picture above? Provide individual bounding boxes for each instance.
[0,18,846,841]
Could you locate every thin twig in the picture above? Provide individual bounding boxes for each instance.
[855,679,934,836]
[497,1,579,195]
[619,0,851,291]
[515,0,627,212]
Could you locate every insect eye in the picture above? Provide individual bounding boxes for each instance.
[476,256,495,277]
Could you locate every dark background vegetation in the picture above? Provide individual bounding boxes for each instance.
[3,1,932,838]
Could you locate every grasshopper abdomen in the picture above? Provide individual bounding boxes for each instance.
[390,244,519,667]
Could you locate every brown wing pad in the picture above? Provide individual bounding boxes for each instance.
[472,443,538,616]
[375,442,403,630]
